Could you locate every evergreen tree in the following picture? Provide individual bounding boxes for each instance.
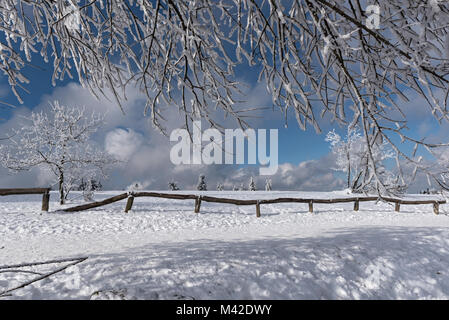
[197,175,207,191]
[265,179,272,191]
[168,181,180,191]
[78,179,102,191]
[249,177,256,191]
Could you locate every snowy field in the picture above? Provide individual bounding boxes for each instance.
[1,190,449,300]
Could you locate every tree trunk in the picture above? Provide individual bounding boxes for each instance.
[346,147,351,189]
[59,171,65,205]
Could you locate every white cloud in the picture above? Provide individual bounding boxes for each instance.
[254,155,346,191]
[105,128,144,161]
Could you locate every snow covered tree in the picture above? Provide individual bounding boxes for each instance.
[78,179,102,192]
[216,183,224,191]
[326,126,406,194]
[197,175,207,191]
[168,181,179,191]
[232,185,238,191]
[127,182,147,192]
[326,126,364,190]
[265,179,272,192]
[2,1,449,191]
[0,101,116,204]
[249,177,256,191]
[78,178,102,202]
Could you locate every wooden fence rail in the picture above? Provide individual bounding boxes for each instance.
[0,188,51,211]
[62,193,128,212]
[60,191,447,216]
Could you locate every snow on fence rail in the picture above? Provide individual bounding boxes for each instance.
[60,192,447,216]
[0,188,51,211]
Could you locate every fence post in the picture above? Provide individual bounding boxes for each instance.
[124,196,134,213]
[194,196,202,213]
[434,202,440,215]
[308,200,313,213]
[41,190,50,212]
[354,199,359,211]
[395,201,400,212]
[256,201,261,218]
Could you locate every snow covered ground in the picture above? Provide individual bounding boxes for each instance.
[1,190,449,300]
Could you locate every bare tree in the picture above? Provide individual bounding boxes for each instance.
[2,1,449,192]
[0,101,117,204]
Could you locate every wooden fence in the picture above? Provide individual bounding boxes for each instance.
[0,188,51,211]
[61,191,447,216]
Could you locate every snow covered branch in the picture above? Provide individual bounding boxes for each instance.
[2,1,449,191]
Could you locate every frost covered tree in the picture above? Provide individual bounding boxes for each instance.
[265,179,272,192]
[249,177,256,191]
[168,181,179,191]
[2,1,449,191]
[0,101,116,204]
[127,181,147,192]
[326,126,364,190]
[78,178,102,192]
[216,183,223,191]
[326,126,405,193]
[196,175,207,191]
[78,178,102,202]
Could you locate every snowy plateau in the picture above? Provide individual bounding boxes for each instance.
[1,190,449,300]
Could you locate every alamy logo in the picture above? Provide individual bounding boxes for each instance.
[366,5,380,30]
[170,121,278,175]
